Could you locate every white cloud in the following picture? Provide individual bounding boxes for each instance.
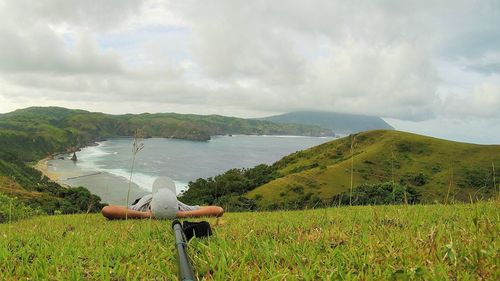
[0,0,499,143]
[443,82,500,118]
[2,0,143,31]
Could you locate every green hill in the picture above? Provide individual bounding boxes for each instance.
[0,202,498,279]
[259,111,394,134]
[180,130,499,210]
[247,130,499,207]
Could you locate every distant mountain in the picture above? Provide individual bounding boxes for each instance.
[259,111,394,134]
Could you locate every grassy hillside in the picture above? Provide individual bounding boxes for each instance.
[0,202,498,280]
[260,111,393,134]
[247,130,499,208]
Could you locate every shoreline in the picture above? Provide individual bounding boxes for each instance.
[34,156,59,181]
[35,149,152,204]
[34,156,70,187]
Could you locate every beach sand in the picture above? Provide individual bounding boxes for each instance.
[34,156,62,182]
[34,155,149,204]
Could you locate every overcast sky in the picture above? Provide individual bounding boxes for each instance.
[0,0,499,144]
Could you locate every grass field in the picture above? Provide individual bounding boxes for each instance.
[1,202,498,280]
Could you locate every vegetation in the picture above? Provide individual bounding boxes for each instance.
[0,158,104,214]
[0,193,44,223]
[247,130,499,208]
[0,202,498,280]
[0,107,498,279]
[259,111,393,134]
[182,130,499,210]
[0,106,332,217]
[180,164,278,211]
[331,182,421,206]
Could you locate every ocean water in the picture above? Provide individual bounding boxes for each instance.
[47,135,333,205]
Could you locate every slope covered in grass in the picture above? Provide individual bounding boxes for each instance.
[0,202,498,280]
[247,130,499,208]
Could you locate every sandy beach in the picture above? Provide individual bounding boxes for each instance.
[34,153,150,204]
[34,156,62,182]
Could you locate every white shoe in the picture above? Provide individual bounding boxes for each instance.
[151,176,178,219]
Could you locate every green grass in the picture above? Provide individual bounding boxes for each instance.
[1,202,498,280]
[247,130,500,207]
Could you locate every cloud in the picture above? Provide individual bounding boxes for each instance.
[442,82,500,118]
[2,0,144,30]
[0,26,124,75]
[0,0,498,128]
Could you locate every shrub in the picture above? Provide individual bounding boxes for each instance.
[401,172,427,186]
[332,182,421,206]
[180,164,278,206]
[0,193,45,223]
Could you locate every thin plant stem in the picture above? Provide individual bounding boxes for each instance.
[446,168,454,204]
[493,162,498,202]
[125,130,144,220]
[349,135,355,206]
[9,198,12,224]
[125,153,137,220]
[391,150,395,203]
[404,187,408,205]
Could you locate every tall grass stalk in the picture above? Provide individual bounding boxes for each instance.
[9,198,12,224]
[445,168,454,204]
[493,162,498,202]
[349,135,356,205]
[125,130,144,220]
[391,150,395,203]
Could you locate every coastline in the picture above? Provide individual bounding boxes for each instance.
[34,156,69,187]
[35,147,152,204]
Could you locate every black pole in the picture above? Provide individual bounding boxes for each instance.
[172,220,196,281]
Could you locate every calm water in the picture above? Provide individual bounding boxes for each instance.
[48,135,333,204]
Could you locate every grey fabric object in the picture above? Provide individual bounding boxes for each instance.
[178,201,201,212]
[129,194,200,212]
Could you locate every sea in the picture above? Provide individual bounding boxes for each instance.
[46,135,334,205]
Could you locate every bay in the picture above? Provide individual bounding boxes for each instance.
[47,135,334,205]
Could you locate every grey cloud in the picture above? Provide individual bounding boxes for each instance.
[0,0,138,75]
[463,51,500,75]
[442,82,500,118]
[467,63,500,75]
[0,0,499,124]
[2,0,144,30]
[171,0,446,119]
[0,26,124,75]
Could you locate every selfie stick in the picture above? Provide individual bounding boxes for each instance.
[172,220,196,281]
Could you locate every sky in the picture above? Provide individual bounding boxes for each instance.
[0,0,499,144]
